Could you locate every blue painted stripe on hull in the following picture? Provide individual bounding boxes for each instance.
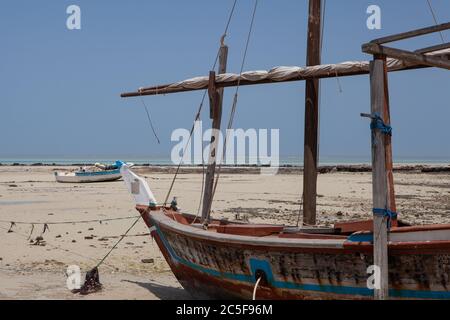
[76,169,120,176]
[347,233,374,242]
[153,224,450,299]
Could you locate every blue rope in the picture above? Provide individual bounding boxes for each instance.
[370,113,392,135]
[373,208,397,229]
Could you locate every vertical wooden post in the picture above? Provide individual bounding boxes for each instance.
[370,55,389,300]
[201,44,228,222]
[303,0,321,225]
[382,60,397,226]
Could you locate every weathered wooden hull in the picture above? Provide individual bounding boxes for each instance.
[138,207,450,300]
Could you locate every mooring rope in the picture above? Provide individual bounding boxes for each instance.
[0,224,118,271]
[93,216,142,269]
[0,215,140,226]
[1,220,169,276]
[252,276,262,300]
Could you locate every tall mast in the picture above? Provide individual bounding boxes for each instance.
[369,55,390,300]
[303,0,322,225]
[201,42,228,222]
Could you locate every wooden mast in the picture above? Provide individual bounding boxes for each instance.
[201,43,228,222]
[303,0,321,225]
[370,55,390,300]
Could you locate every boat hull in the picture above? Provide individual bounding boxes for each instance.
[139,208,450,300]
[54,170,122,183]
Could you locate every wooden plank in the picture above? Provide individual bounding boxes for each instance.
[216,225,283,237]
[415,42,450,54]
[303,0,321,226]
[217,45,228,117]
[370,57,389,300]
[334,220,374,233]
[363,43,450,70]
[369,22,450,44]
[201,45,228,222]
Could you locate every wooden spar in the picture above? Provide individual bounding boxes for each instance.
[370,56,389,300]
[382,58,397,227]
[363,43,450,70]
[416,42,450,54]
[369,22,450,44]
[120,50,450,98]
[303,0,321,226]
[201,44,228,222]
[121,23,450,99]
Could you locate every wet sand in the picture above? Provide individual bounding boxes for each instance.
[0,165,448,299]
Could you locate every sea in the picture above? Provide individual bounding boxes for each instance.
[0,155,448,166]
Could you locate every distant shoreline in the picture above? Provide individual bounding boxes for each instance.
[1,163,449,174]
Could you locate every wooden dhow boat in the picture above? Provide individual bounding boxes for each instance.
[121,165,450,300]
[119,1,450,300]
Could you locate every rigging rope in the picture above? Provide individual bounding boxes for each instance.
[426,0,446,43]
[163,0,238,210]
[139,0,241,182]
[139,93,161,144]
[321,0,342,94]
[210,0,259,211]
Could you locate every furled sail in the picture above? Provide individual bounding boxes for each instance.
[121,48,450,97]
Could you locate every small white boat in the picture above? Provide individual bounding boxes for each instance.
[54,161,132,183]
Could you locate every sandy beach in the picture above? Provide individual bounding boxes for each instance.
[0,165,449,299]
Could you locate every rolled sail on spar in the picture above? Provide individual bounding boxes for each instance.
[54,160,133,183]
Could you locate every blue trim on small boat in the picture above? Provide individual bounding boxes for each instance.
[153,224,450,299]
[75,169,120,176]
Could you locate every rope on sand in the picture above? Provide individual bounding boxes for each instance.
[0,215,140,226]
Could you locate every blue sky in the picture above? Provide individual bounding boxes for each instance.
[0,0,449,161]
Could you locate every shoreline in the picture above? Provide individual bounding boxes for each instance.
[1,163,449,174]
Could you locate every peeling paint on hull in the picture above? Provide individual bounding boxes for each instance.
[139,208,450,300]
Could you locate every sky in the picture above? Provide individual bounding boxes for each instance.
[0,0,449,161]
